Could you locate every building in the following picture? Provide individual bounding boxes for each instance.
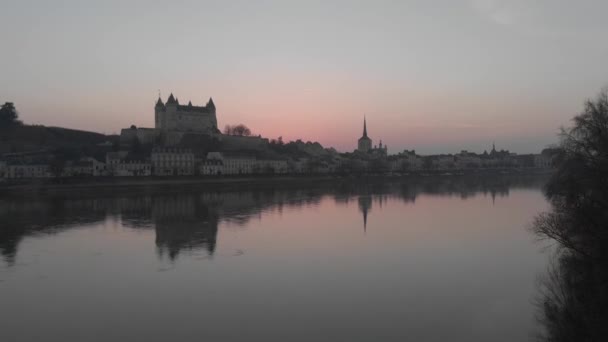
[5,163,51,179]
[151,148,195,176]
[199,159,223,176]
[120,93,219,146]
[114,160,152,176]
[357,117,372,152]
[155,93,218,134]
[256,159,289,174]
[63,160,95,177]
[357,117,387,155]
[534,154,553,168]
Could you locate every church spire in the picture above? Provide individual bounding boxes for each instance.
[363,116,368,138]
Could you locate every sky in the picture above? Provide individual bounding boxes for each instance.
[2,0,608,154]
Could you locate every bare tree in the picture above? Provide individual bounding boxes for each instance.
[224,124,251,136]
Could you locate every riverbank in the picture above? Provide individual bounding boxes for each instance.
[0,168,553,197]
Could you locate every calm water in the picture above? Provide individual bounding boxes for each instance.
[0,176,550,342]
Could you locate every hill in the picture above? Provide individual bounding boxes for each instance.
[0,124,117,154]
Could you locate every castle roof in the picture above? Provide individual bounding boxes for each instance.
[166,93,177,104]
[160,93,216,113]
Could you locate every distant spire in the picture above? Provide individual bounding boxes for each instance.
[363,116,368,138]
[207,97,215,109]
[155,96,164,107]
[188,101,192,106]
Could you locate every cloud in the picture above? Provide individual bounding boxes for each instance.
[470,0,608,38]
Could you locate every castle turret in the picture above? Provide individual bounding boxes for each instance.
[155,97,165,109]
[166,93,177,104]
[207,97,216,113]
[155,97,165,128]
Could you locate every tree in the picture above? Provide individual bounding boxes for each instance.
[533,89,608,259]
[224,124,251,136]
[532,89,608,341]
[0,102,21,127]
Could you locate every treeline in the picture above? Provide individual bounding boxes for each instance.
[532,90,608,341]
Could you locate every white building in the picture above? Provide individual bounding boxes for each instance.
[534,154,553,168]
[6,163,51,179]
[63,160,95,177]
[152,148,195,176]
[199,159,223,176]
[114,160,152,176]
[455,151,482,169]
[256,159,289,174]
[223,155,256,175]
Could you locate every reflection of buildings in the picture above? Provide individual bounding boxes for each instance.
[153,196,219,260]
[0,174,547,265]
[358,195,372,232]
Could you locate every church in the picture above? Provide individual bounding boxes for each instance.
[357,117,387,156]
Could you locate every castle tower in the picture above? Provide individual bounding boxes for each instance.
[155,96,165,129]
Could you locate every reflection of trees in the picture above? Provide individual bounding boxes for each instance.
[0,198,106,265]
[536,252,608,341]
[0,173,547,265]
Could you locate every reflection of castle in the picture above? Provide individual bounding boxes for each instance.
[0,175,546,265]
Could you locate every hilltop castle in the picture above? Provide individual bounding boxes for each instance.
[154,93,218,134]
[121,93,268,149]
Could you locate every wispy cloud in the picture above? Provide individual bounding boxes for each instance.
[470,0,608,39]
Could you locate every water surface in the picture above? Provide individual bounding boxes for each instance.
[0,176,550,341]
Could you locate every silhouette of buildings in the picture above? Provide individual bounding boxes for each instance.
[357,116,387,156]
[155,94,218,134]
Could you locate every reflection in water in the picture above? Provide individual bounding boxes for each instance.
[358,195,372,232]
[0,174,545,266]
[0,174,552,342]
[536,248,608,340]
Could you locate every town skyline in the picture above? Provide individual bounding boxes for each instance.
[4,1,608,154]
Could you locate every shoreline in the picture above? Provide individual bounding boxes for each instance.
[0,168,553,197]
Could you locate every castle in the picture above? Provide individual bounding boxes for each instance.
[357,117,387,155]
[155,93,218,134]
[121,93,219,146]
[121,93,268,149]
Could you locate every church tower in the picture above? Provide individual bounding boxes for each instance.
[357,116,372,152]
